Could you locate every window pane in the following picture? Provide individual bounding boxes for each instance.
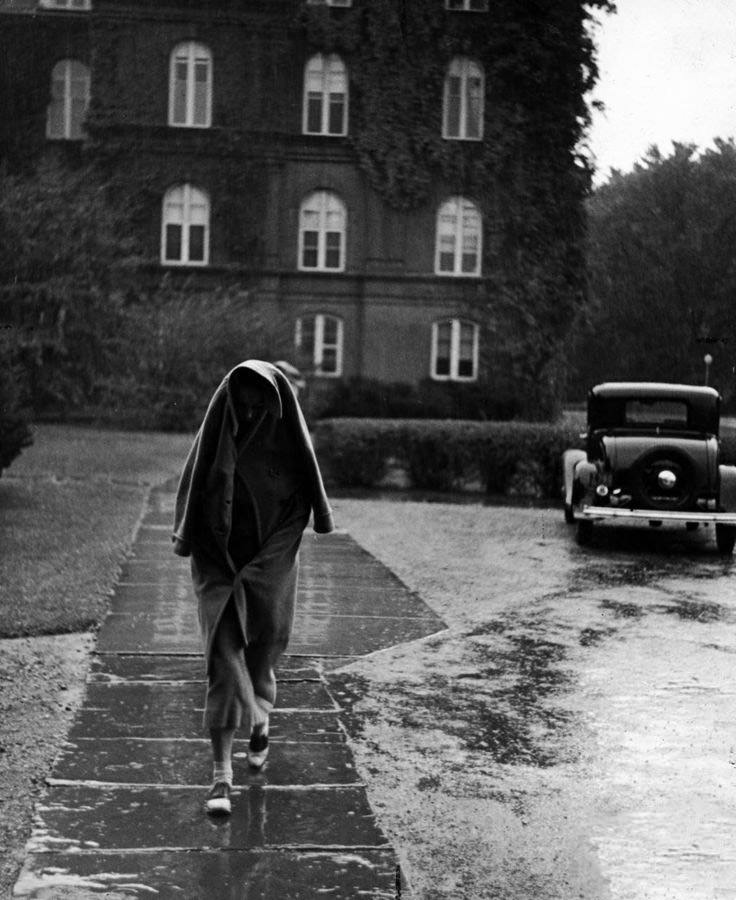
[458,357,474,377]
[446,77,461,136]
[435,323,452,375]
[439,252,455,272]
[459,324,475,359]
[322,316,338,344]
[306,94,322,133]
[435,356,451,376]
[302,209,319,230]
[173,62,188,123]
[296,317,315,355]
[70,97,86,139]
[328,93,345,134]
[193,61,209,125]
[320,347,337,374]
[461,252,478,273]
[165,194,184,223]
[325,232,341,268]
[188,225,205,262]
[302,232,319,268]
[466,76,483,138]
[165,224,182,261]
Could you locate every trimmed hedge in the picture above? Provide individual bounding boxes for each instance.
[314,418,584,499]
[0,334,33,476]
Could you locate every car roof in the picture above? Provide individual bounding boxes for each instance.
[590,382,720,401]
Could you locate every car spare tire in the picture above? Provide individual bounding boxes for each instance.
[630,447,696,510]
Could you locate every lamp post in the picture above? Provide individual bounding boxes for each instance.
[704,353,713,386]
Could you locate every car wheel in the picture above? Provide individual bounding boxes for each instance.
[576,520,593,546]
[564,503,575,524]
[716,524,736,555]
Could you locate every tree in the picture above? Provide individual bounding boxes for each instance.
[574,140,736,403]
[0,157,280,430]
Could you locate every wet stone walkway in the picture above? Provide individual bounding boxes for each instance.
[13,484,446,898]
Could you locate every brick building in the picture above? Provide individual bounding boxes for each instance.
[0,0,596,411]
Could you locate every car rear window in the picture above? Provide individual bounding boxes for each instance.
[624,399,688,428]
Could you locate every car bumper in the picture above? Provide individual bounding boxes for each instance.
[579,506,736,525]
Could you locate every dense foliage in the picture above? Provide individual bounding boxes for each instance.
[314,417,583,497]
[0,332,33,476]
[0,159,284,431]
[575,140,736,404]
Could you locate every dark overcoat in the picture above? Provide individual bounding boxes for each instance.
[172,360,334,666]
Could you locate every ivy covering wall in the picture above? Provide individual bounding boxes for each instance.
[0,0,616,421]
[296,0,615,417]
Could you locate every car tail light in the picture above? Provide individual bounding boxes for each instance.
[696,496,717,511]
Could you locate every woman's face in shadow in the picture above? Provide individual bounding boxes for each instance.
[232,379,267,422]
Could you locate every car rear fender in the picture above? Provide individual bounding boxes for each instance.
[719,464,736,511]
[562,449,591,505]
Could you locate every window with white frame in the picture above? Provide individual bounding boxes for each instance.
[445,0,488,10]
[443,57,484,140]
[46,59,90,140]
[299,191,346,271]
[169,42,212,128]
[295,314,344,377]
[435,197,482,276]
[161,184,210,266]
[39,0,92,8]
[303,54,348,136]
[431,319,479,381]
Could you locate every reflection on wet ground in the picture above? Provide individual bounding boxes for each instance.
[336,511,736,897]
[564,525,736,897]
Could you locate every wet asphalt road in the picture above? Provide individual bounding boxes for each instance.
[333,501,736,899]
[487,518,736,899]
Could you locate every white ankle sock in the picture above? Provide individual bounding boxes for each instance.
[213,763,233,786]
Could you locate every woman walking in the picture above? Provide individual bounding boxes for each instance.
[172,360,334,815]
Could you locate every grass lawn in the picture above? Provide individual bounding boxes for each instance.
[0,424,193,637]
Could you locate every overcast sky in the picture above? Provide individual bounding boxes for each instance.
[587,0,736,183]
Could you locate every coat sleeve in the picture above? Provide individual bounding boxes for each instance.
[172,389,228,556]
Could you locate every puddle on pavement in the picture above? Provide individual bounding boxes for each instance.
[333,615,580,769]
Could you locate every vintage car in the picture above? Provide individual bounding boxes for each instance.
[562,382,736,552]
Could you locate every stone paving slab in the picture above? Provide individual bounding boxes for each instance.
[28,784,389,851]
[89,653,320,683]
[81,680,337,715]
[13,849,401,898]
[14,484,445,898]
[53,738,360,786]
[69,708,345,742]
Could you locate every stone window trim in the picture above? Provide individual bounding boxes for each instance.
[442,56,484,141]
[160,183,210,267]
[298,190,347,273]
[39,0,92,9]
[444,0,489,11]
[295,313,344,378]
[303,53,349,137]
[168,41,212,129]
[46,59,90,141]
[435,196,482,277]
[430,318,479,382]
